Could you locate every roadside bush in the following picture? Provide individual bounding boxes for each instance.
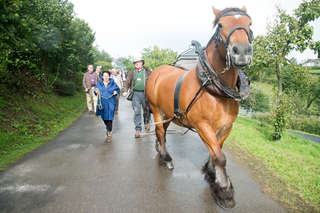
[253,112,320,135]
[287,115,320,135]
[252,112,273,123]
[53,80,76,96]
[67,72,84,92]
[241,87,270,112]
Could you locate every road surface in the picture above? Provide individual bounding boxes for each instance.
[0,97,287,213]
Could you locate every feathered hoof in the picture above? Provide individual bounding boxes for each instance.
[165,161,174,170]
[215,197,236,209]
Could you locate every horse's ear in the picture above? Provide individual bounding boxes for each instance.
[241,6,247,12]
[212,7,221,17]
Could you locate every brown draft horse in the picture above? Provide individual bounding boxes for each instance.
[146,6,253,208]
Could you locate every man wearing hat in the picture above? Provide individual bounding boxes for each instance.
[123,57,151,138]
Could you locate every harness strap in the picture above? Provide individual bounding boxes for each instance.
[174,72,188,114]
[173,71,209,133]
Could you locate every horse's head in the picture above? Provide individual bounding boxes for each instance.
[210,6,253,69]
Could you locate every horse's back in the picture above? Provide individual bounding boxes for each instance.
[146,65,187,113]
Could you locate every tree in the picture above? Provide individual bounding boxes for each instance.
[115,56,134,72]
[141,46,177,70]
[295,0,320,58]
[281,64,318,113]
[310,41,320,58]
[94,48,113,70]
[246,35,274,81]
[0,0,96,92]
[249,0,320,140]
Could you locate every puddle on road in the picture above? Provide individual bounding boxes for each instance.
[13,164,35,176]
[0,184,66,195]
[65,143,89,151]
[0,184,51,193]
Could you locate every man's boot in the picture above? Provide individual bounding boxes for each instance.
[135,130,141,138]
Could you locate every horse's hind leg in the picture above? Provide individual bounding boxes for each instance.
[198,125,235,208]
[151,106,173,170]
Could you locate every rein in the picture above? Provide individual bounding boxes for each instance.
[97,92,116,110]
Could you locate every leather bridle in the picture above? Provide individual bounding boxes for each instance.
[207,10,254,69]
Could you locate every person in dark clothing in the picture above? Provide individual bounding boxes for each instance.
[95,71,120,142]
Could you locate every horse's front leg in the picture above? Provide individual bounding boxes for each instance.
[197,123,235,208]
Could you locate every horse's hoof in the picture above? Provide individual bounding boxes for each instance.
[216,198,236,209]
[166,161,174,170]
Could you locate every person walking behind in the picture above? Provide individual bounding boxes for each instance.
[121,69,127,92]
[83,64,99,114]
[95,65,102,79]
[95,71,120,143]
[123,57,151,138]
[93,65,102,111]
[111,69,123,115]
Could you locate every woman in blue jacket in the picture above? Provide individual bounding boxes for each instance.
[95,71,120,142]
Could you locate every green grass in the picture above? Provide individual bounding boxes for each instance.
[251,81,274,97]
[309,69,320,75]
[225,117,320,213]
[0,92,86,170]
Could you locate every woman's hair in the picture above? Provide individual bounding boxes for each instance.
[101,70,111,76]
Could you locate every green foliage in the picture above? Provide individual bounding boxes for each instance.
[282,64,312,94]
[272,96,293,140]
[288,115,320,135]
[115,56,135,72]
[295,0,320,58]
[142,46,178,70]
[53,80,76,96]
[272,104,286,140]
[94,48,113,70]
[0,91,86,170]
[241,87,270,112]
[247,1,320,139]
[281,64,320,114]
[226,117,320,212]
[0,0,96,92]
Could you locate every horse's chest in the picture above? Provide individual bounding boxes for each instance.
[214,103,239,135]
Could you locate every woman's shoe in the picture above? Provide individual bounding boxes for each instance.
[106,131,112,143]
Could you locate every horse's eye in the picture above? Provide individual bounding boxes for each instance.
[218,23,222,28]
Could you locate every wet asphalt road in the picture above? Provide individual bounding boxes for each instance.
[0,97,287,213]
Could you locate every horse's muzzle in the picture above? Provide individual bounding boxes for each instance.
[229,43,253,69]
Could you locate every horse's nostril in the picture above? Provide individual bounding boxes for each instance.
[232,46,239,54]
[247,46,253,54]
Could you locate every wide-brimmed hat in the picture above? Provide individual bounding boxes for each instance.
[133,57,144,64]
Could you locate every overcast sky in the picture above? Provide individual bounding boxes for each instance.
[70,0,319,62]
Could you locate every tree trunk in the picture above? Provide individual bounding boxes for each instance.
[306,95,318,109]
[275,62,282,106]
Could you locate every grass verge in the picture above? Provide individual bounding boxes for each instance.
[0,91,86,171]
[309,69,320,75]
[225,117,320,213]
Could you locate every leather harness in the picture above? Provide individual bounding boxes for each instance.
[172,9,252,130]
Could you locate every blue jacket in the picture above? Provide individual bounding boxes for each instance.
[96,78,120,120]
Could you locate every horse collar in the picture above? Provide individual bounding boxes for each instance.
[196,48,250,101]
